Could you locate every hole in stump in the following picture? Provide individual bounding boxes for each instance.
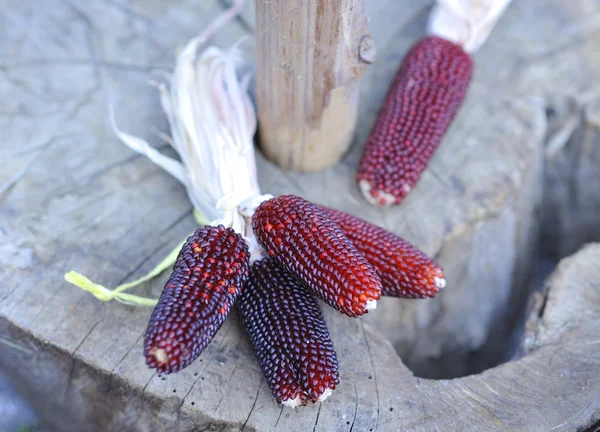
[392,98,600,380]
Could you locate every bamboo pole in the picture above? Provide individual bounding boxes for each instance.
[255,0,374,172]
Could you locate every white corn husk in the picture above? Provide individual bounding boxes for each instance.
[65,0,269,306]
[111,38,270,262]
[427,0,513,52]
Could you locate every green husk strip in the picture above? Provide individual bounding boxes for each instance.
[64,210,206,307]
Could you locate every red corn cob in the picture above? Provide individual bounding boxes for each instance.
[356,35,473,206]
[319,206,445,298]
[144,225,249,374]
[238,258,339,407]
[252,195,382,317]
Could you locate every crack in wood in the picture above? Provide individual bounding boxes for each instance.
[102,0,153,25]
[1,58,165,72]
[0,282,23,305]
[159,208,194,235]
[179,324,236,409]
[71,314,105,356]
[213,355,240,414]
[348,385,358,432]
[360,322,379,432]
[0,67,50,101]
[141,371,157,398]
[274,405,284,428]
[311,402,322,432]
[0,134,64,200]
[104,332,145,403]
[241,376,263,431]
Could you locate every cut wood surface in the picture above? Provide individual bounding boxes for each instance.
[1,0,600,431]
[255,0,372,172]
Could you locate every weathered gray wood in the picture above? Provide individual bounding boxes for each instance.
[255,0,372,172]
[1,0,600,431]
[2,240,600,431]
[541,94,600,257]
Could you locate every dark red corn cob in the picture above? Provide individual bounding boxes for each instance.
[356,35,473,206]
[252,195,382,317]
[238,258,339,406]
[319,206,445,298]
[144,225,249,374]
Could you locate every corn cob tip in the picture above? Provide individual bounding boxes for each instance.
[282,396,305,408]
[358,179,408,207]
[148,347,169,366]
[317,388,334,402]
[425,264,446,292]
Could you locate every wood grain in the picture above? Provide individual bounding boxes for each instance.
[1,0,600,430]
[255,0,372,172]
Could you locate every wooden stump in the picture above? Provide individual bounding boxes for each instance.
[1,0,600,431]
[2,242,599,431]
[255,0,372,172]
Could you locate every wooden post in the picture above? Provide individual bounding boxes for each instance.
[255,0,374,172]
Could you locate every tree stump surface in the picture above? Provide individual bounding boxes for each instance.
[1,0,599,431]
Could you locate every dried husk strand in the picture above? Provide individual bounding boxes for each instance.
[428,0,514,53]
[65,0,270,306]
